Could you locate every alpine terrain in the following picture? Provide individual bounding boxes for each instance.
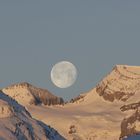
[2,65,140,140]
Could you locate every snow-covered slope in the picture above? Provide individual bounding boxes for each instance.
[2,82,64,106]
[26,65,140,140]
[0,91,65,140]
[96,65,140,102]
[28,88,124,140]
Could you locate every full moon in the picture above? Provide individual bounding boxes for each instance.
[51,61,77,88]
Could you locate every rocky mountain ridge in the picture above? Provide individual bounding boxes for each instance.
[2,82,64,106]
[0,91,65,140]
[96,65,140,102]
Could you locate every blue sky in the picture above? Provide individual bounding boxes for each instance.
[0,1,140,100]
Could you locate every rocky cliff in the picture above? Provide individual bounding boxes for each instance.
[120,105,140,139]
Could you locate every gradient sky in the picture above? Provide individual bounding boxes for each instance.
[0,1,140,100]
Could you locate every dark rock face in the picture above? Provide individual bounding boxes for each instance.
[120,102,140,139]
[120,102,140,112]
[120,109,140,139]
[27,84,64,105]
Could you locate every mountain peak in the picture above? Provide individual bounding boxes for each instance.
[96,65,140,102]
[2,82,64,106]
[4,82,32,90]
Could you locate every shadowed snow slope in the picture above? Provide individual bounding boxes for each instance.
[2,82,64,106]
[0,91,65,140]
[124,135,140,140]
[26,65,140,140]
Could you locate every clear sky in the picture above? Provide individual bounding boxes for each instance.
[0,1,140,100]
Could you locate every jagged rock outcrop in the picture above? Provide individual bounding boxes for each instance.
[120,102,140,112]
[70,94,86,103]
[120,109,140,139]
[2,82,64,106]
[119,101,140,139]
[0,91,65,140]
[96,65,140,102]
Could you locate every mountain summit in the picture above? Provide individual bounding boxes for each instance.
[96,65,140,102]
[2,82,64,106]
